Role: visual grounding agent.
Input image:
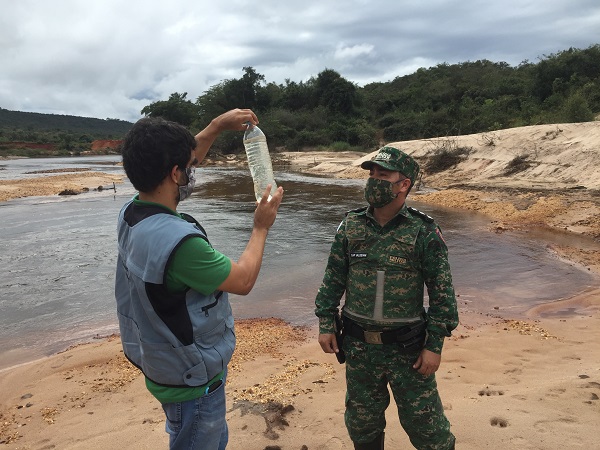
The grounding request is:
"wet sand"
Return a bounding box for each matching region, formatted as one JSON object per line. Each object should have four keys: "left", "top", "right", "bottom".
{"left": 0, "top": 170, "right": 123, "bottom": 202}
{"left": 2, "top": 130, "right": 600, "bottom": 448}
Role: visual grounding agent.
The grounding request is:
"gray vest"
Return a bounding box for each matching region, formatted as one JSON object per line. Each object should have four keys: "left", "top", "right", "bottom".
{"left": 115, "top": 200, "right": 235, "bottom": 387}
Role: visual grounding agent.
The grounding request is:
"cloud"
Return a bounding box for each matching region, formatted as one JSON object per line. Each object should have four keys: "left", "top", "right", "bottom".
{"left": 0, "top": 0, "right": 598, "bottom": 122}
{"left": 334, "top": 43, "right": 375, "bottom": 61}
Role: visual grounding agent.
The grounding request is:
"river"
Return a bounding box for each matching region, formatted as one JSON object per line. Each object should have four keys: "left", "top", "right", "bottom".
{"left": 0, "top": 155, "right": 598, "bottom": 370}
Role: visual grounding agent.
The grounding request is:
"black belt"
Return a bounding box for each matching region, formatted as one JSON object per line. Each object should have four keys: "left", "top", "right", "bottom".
{"left": 343, "top": 316, "right": 427, "bottom": 347}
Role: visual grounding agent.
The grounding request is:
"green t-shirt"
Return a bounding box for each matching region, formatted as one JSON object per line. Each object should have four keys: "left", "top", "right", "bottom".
{"left": 133, "top": 198, "right": 231, "bottom": 403}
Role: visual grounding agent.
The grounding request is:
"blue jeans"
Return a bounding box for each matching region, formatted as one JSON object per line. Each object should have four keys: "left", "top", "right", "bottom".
{"left": 162, "top": 372, "right": 228, "bottom": 450}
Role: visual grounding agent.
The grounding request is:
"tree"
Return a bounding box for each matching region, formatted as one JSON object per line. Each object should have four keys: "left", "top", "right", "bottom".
{"left": 313, "top": 69, "right": 360, "bottom": 115}
{"left": 141, "top": 92, "right": 199, "bottom": 127}
{"left": 196, "top": 81, "right": 231, "bottom": 126}
{"left": 277, "top": 79, "right": 313, "bottom": 111}
{"left": 196, "top": 67, "right": 270, "bottom": 128}
{"left": 562, "top": 93, "right": 595, "bottom": 122}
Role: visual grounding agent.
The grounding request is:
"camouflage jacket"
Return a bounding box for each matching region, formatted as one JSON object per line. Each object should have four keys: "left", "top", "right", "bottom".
{"left": 315, "top": 204, "right": 459, "bottom": 354}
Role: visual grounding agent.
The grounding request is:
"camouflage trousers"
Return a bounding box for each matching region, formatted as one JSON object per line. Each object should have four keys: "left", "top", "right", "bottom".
{"left": 344, "top": 336, "right": 455, "bottom": 450}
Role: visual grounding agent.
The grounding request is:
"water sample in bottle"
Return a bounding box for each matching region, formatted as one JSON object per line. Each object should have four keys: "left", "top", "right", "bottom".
{"left": 243, "top": 124, "right": 277, "bottom": 201}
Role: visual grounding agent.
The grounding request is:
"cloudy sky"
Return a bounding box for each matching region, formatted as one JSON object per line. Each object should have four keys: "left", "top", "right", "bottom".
{"left": 1, "top": 0, "right": 599, "bottom": 123}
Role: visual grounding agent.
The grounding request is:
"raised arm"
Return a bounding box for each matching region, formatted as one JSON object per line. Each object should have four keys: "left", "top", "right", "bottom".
{"left": 194, "top": 109, "right": 258, "bottom": 162}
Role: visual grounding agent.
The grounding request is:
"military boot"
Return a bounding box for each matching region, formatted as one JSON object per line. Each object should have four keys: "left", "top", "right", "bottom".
{"left": 353, "top": 432, "right": 384, "bottom": 450}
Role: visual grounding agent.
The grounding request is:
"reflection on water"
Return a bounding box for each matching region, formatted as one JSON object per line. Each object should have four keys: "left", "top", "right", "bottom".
{"left": 0, "top": 157, "right": 598, "bottom": 370}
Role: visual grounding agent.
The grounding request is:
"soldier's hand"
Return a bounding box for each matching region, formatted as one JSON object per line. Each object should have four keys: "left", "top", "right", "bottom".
{"left": 413, "top": 348, "right": 441, "bottom": 376}
{"left": 318, "top": 333, "right": 339, "bottom": 354}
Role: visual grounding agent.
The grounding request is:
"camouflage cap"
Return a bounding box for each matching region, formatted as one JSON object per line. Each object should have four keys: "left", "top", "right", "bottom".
{"left": 360, "top": 146, "right": 420, "bottom": 182}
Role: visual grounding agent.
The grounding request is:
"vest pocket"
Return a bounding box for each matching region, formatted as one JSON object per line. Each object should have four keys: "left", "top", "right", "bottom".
{"left": 139, "top": 340, "right": 207, "bottom": 386}
{"left": 194, "top": 317, "right": 236, "bottom": 381}
{"left": 381, "top": 269, "right": 424, "bottom": 319}
{"left": 196, "top": 317, "right": 235, "bottom": 351}
{"left": 346, "top": 268, "right": 377, "bottom": 316}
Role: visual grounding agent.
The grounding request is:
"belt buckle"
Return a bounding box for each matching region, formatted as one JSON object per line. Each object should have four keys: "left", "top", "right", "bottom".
{"left": 364, "top": 330, "right": 383, "bottom": 344}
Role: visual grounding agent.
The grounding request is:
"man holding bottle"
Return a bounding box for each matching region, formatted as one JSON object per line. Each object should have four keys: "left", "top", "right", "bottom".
{"left": 115, "top": 108, "right": 283, "bottom": 450}
{"left": 315, "top": 146, "right": 458, "bottom": 449}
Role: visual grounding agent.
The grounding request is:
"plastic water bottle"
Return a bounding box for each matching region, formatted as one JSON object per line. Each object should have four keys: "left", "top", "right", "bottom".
{"left": 243, "top": 124, "right": 277, "bottom": 201}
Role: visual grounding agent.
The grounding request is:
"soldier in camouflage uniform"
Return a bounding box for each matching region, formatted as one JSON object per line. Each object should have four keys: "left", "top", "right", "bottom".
{"left": 315, "top": 146, "right": 459, "bottom": 450}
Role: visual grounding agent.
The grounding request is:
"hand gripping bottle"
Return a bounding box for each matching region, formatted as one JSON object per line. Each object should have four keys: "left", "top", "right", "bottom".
{"left": 243, "top": 123, "right": 277, "bottom": 201}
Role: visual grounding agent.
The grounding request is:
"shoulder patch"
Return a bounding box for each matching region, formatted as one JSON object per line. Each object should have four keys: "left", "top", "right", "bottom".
{"left": 345, "top": 206, "right": 368, "bottom": 216}
{"left": 407, "top": 206, "right": 434, "bottom": 223}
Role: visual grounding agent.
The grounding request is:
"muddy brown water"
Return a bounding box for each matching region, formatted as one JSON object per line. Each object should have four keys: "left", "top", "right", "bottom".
{"left": 1, "top": 156, "right": 598, "bottom": 370}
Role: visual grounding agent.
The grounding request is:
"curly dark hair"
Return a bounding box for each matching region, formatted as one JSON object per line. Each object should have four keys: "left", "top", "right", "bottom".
{"left": 121, "top": 117, "right": 197, "bottom": 192}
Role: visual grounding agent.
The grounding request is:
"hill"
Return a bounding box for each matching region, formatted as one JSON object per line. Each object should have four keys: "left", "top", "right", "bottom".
{"left": 301, "top": 121, "right": 600, "bottom": 190}
{"left": 380, "top": 121, "right": 600, "bottom": 190}
{"left": 0, "top": 108, "right": 132, "bottom": 137}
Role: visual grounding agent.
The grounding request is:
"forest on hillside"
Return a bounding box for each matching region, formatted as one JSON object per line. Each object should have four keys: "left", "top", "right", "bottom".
{"left": 142, "top": 44, "right": 600, "bottom": 155}
{"left": 0, "top": 109, "right": 132, "bottom": 156}
{"left": 2, "top": 44, "right": 599, "bottom": 157}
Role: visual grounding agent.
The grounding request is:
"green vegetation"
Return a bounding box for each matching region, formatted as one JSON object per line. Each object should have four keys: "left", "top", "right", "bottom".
{"left": 2, "top": 44, "right": 599, "bottom": 158}
{"left": 0, "top": 109, "right": 132, "bottom": 156}
{"left": 141, "top": 45, "right": 600, "bottom": 156}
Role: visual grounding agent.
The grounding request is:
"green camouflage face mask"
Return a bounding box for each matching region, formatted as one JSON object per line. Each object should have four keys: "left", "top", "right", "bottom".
{"left": 364, "top": 177, "right": 398, "bottom": 208}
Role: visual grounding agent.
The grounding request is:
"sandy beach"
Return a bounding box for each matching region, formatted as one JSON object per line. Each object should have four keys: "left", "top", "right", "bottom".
{"left": 1, "top": 122, "right": 599, "bottom": 449}
{"left": 0, "top": 169, "right": 123, "bottom": 203}
{"left": 1, "top": 313, "right": 599, "bottom": 449}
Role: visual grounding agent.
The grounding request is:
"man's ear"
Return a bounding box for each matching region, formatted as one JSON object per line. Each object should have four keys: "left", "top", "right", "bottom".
{"left": 398, "top": 178, "right": 411, "bottom": 193}
{"left": 169, "top": 165, "right": 180, "bottom": 184}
